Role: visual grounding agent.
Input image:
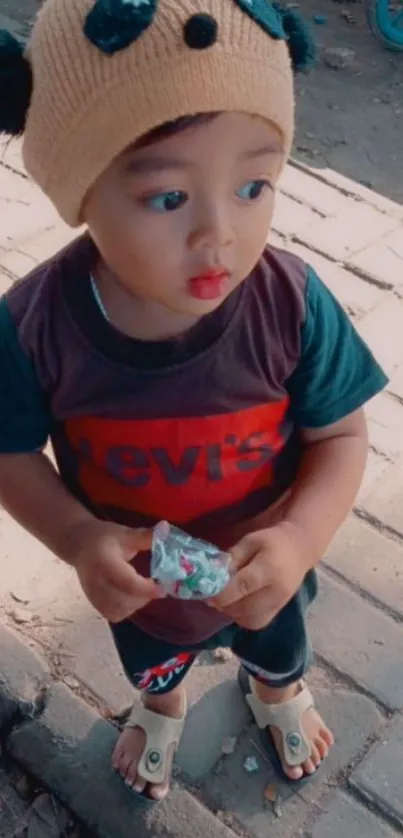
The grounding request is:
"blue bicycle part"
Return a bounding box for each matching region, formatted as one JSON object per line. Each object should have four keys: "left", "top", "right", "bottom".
{"left": 365, "top": 0, "right": 403, "bottom": 50}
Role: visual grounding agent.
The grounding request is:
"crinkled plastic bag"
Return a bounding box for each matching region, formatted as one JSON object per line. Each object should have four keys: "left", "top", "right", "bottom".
{"left": 151, "top": 521, "right": 231, "bottom": 600}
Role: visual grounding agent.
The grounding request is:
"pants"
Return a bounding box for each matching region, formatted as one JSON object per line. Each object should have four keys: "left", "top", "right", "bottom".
{"left": 111, "top": 570, "right": 318, "bottom": 696}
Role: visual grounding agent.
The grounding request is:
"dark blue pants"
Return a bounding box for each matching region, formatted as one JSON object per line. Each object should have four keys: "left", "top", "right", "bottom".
{"left": 111, "top": 570, "right": 317, "bottom": 695}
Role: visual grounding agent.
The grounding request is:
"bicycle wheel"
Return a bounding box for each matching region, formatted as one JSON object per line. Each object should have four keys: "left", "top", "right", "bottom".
{"left": 365, "top": 0, "right": 403, "bottom": 50}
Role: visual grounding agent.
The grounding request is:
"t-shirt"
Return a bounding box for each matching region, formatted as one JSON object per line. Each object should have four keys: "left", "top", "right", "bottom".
{"left": 0, "top": 235, "right": 387, "bottom": 643}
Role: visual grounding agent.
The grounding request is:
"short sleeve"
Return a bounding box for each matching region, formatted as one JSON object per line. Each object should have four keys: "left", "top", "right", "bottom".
{"left": 0, "top": 296, "right": 52, "bottom": 452}
{"left": 287, "top": 267, "right": 388, "bottom": 428}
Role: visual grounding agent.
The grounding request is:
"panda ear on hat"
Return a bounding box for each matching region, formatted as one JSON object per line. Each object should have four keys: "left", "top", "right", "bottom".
{"left": 234, "top": 0, "right": 317, "bottom": 73}
{"left": 0, "top": 30, "right": 33, "bottom": 136}
{"left": 276, "top": 5, "right": 317, "bottom": 72}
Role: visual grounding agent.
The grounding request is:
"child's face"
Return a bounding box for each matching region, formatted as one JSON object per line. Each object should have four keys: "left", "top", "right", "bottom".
{"left": 84, "top": 112, "right": 284, "bottom": 317}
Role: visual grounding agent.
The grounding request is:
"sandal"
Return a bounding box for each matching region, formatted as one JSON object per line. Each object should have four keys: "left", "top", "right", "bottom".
{"left": 121, "top": 699, "right": 187, "bottom": 805}
{"left": 238, "top": 667, "right": 321, "bottom": 787}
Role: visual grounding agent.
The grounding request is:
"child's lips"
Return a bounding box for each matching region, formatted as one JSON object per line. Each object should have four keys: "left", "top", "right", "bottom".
{"left": 188, "top": 269, "right": 230, "bottom": 301}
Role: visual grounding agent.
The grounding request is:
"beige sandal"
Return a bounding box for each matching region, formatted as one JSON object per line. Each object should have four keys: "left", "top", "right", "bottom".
{"left": 123, "top": 699, "right": 187, "bottom": 803}
{"left": 238, "top": 667, "right": 319, "bottom": 786}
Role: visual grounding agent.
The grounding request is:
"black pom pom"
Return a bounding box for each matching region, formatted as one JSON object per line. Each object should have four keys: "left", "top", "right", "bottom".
{"left": 275, "top": 7, "right": 317, "bottom": 72}
{"left": 0, "top": 30, "right": 32, "bottom": 136}
{"left": 184, "top": 14, "right": 218, "bottom": 50}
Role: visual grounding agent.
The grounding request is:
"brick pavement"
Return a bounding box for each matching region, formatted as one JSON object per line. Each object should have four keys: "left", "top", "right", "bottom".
{"left": 0, "top": 140, "right": 403, "bottom": 837}
{"left": 0, "top": 765, "right": 29, "bottom": 838}
{"left": 0, "top": 760, "right": 89, "bottom": 838}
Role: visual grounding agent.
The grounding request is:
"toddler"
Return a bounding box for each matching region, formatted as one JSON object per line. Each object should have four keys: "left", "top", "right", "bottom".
{"left": 0, "top": 0, "right": 387, "bottom": 804}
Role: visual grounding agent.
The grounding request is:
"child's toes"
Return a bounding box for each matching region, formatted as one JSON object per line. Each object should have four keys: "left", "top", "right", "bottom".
{"left": 132, "top": 776, "right": 147, "bottom": 795}
{"left": 117, "top": 752, "right": 133, "bottom": 779}
{"left": 310, "top": 743, "right": 321, "bottom": 768}
{"left": 149, "top": 781, "right": 170, "bottom": 801}
{"left": 284, "top": 763, "right": 304, "bottom": 781}
{"left": 321, "top": 727, "right": 335, "bottom": 747}
{"left": 124, "top": 760, "right": 139, "bottom": 788}
{"left": 302, "top": 757, "right": 317, "bottom": 775}
{"left": 316, "top": 736, "right": 329, "bottom": 761}
{"left": 112, "top": 742, "right": 123, "bottom": 769}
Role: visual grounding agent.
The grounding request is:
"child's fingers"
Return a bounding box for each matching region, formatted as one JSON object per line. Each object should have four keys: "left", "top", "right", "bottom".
{"left": 211, "top": 552, "right": 267, "bottom": 609}
{"left": 228, "top": 536, "right": 259, "bottom": 572}
{"left": 215, "top": 586, "right": 278, "bottom": 630}
{"left": 109, "top": 557, "right": 164, "bottom": 600}
{"left": 121, "top": 526, "right": 154, "bottom": 555}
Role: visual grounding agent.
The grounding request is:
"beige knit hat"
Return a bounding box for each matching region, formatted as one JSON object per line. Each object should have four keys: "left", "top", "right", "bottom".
{"left": 0, "top": 0, "right": 315, "bottom": 227}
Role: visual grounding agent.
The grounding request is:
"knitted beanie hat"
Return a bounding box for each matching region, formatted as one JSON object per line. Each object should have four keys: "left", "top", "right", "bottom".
{"left": 0, "top": 0, "right": 315, "bottom": 227}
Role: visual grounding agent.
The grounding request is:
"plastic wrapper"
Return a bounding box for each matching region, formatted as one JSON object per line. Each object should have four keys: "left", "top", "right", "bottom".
{"left": 151, "top": 521, "right": 231, "bottom": 600}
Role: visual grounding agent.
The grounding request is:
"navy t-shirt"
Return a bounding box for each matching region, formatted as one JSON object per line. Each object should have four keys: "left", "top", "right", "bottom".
{"left": 0, "top": 236, "right": 387, "bottom": 641}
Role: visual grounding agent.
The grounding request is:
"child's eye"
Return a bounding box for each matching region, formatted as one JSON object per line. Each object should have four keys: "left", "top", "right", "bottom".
{"left": 236, "top": 180, "right": 269, "bottom": 201}
{"left": 144, "top": 190, "right": 188, "bottom": 213}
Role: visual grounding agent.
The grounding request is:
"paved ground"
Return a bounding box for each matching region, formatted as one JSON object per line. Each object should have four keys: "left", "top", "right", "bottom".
{"left": 0, "top": 763, "right": 30, "bottom": 838}
{"left": 0, "top": 3, "right": 403, "bottom": 833}
{"left": 293, "top": 0, "right": 403, "bottom": 202}
{"left": 0, "top": 134, "right": 403, "bottom": 837}
{"left": 1, "top": 0, "right": 402, "bottom": 203}
{"left": 0, "top": 758, "right": 92, "bottom": 838}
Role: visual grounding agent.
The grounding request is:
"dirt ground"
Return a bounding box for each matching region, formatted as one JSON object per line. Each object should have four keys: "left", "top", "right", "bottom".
{"left": 294, "top": 0, "right": 403, "bottom": 202}
{"left": 1, "top": 0, "right": 403, "bottom": 201}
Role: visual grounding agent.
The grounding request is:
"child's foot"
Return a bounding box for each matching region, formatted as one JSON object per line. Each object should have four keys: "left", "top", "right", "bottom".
{"left": 252, "top": 678, "right": 334, "bottom": 781}
{"left": 112, "top": 685, "right": 186, "bottom": 801}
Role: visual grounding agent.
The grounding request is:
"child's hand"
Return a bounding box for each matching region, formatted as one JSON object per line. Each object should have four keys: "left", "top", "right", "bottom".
{"left": 67, "top": 520, "right": 164, "bottom": 622}
{"left": 210, "top": 522, "right": 312, "bottom": 630}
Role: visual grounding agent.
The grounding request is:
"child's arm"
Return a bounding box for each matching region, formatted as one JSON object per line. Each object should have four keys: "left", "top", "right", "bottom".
{"left": 211, "top": 407, "right": 367, "bottom": 629}
{"left": 0, "top": 451, "right": 163, "bottom": 621}
{"left": 0, "top": 451, "right": 96, "bottom": 558}
{"left": 212, "top": 266, "right": 387, "bottom": 630}
{"left": 278, "top": 407, "right": 368, "bottom": 560}
{"left": 0, "top": 294, "right": 163, "bottom": 622}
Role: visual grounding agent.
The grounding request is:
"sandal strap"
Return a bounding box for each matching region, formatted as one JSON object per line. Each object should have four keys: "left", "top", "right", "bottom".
{"left": 125, "top": 702, "right": 187, "bottom": 785}
{"left": 246, "top": 678, "right": 314, "bottom": 767}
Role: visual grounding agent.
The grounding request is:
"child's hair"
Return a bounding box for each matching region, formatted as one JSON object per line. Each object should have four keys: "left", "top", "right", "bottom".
{"left": 0, "top": 0, "right": 315, "bottom": 227}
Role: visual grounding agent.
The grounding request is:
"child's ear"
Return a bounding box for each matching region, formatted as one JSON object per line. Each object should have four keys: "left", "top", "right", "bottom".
{"left": 0, "top": 30, "right": 32, "bottom": 136}
{"left": 275, "top": 6, "right": 317, "bottom": 72}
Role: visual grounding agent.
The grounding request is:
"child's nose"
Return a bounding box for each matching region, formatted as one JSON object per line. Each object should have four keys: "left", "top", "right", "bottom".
{"left": 188, "top": 207, "right": 235, "bottom": 252}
